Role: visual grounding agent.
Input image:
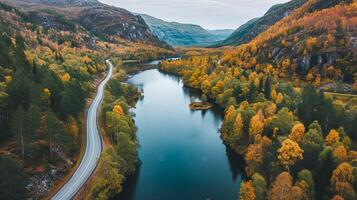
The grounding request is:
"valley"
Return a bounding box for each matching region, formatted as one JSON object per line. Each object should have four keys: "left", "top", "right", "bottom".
{"left": 0, "top": 0, "right": 356, "bottom": 200}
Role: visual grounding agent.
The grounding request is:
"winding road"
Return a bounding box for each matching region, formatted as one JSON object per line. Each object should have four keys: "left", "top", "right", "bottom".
{"left": 52, "top": 60, "right": 113, "bottom": 200}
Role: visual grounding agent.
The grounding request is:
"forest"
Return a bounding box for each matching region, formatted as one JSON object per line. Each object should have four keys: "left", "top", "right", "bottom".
{"left": 160, "top": 0, "right": 357, "bottom": 199}
{"left": 0, "top": 0, "right": 356, "bottom": 199}
{"left": 0, "top": 1, "right": 172, "bottom": 199}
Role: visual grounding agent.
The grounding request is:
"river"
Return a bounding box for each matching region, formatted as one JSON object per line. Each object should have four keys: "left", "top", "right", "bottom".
{"left": 116, "top": 68, "right": 244, "bottom": 200}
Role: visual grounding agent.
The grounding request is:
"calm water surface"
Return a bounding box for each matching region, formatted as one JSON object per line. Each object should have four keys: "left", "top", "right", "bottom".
{"left": 117, "top": 69, "right": 244, "bottom": 200}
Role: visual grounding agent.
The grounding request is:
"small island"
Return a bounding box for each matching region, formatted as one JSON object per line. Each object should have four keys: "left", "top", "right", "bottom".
{"left": 189, "top": 102, "right": 213, "bottom": 110}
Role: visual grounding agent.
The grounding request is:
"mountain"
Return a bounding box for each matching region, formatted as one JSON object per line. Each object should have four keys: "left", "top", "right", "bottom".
{"left": 140, "top": 14, "right": 234, "bottom": 47}
{"left": 219, "top": 0, "right": 356, "bottom": 79}
{"left": 207, "top": 29, "right": 236, "bottom": 41}
{"left": 1, "top": 0, "right": 168, "bottom": 47}
{"left": 218, "top": 0, "right": 308, "bottom": 46}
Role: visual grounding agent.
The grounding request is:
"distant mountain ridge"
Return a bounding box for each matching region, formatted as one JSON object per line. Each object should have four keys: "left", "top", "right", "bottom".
{"left": 28, "top": 0, "right": 100, "bottom": 6}
{"left": 218, "top": 0, "right": 308, "bottom": 46}
{"left": 140, "top": 14, "right": 234, "bottom": 47}
{"left": 1, "top": 0, "right": 168, "bottom": 47}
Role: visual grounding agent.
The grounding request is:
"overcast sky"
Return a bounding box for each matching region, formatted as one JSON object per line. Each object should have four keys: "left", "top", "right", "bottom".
{"left": 99, "top": 0, "right": 289, "bottom": 30}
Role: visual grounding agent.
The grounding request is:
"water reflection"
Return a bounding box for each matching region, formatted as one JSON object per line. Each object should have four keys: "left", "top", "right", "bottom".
{"left": 115, "top": 69, "right": 244, "bottom": 200}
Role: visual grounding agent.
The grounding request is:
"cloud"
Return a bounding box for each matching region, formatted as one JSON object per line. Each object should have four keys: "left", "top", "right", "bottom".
{"left": 99, "top": 0, "right": 289, "bottom": 29}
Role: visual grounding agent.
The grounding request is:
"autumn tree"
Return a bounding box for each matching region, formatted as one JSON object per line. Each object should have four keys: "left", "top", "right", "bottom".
{"left": 278, "top": 139, "right": 304, "bottom": 171}
{"left": 245, "top": 143, "right": 263, "bottom": 176}
{"left": 289, "top": 123, "right": 305, "bottom": 144}
{"left": 61, "top": 73, "right": 71, "bottom": 83}
{"left": 268, "top": 172, "right": 293, "bottom": 200}
{"left": 113, "top": 104, "right": 124, "bottom": 116}
{"left": 249, "top": 112, "right": 264, "bottom": 139}
{"left": 222, "top": 105, "right": 236, "bottom": 133}
{"left": 326, "top": 129, "right": 340, "bottom": 146}
{"left": 331, "top": 162, "right": 356, "bottom": 200}
{"left": 240, "top": 180, "right": 256, "bottom": 200}
{"left": 305, "top": 37, "right": 317, "bottom": 52}
{"left": 233, "top": 113, "right": 243, "bottom": 138}
{"left": 333, "top": 145, "right": 348, "bottom": 162}
{"left": 225, "top": 110, "right": 244, "bottom": 152}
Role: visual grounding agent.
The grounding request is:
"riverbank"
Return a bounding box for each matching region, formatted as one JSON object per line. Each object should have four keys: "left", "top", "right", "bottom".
{"left": 115, "top": 69, "right": 242, "bottom": 200}
{"left": 119, "top": 57, "right": 181, "bottom": 75}
{"left": 75, "top": 61, "right": 141, "bottom": 199}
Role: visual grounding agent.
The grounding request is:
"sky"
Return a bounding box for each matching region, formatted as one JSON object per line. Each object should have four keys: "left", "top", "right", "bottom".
{"left": 99, "top": 0, "right": 289, "bottom": 30}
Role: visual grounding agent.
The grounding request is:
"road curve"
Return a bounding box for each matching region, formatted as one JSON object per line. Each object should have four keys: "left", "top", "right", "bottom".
{"left": 52, "top": 60, "right": 113, "bottom": 200}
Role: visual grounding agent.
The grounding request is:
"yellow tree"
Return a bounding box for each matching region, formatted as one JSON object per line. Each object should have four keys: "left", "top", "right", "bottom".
{"left": 224, "top": 106, "right": 235, "bottom": 122}
{"left": 289, "top": 123, "right": 305, "bottom": 144}
{"left": 331, "top": 162, "right": 355, "bottom": 199}
{"left": 326, "top": 129, "right": 340, "bottom": 146}
{"left": 233, "top": 113, "right": 243, "bottom": 137}
{"left": 249, "top": 112, "right": 264, "bottom": 139}
{"left": 245, "top": 143, "right": 263, "bottom": 176}
{"left": 276, "top": 93, "right": 284, "bottom": 104}
{"left": 61, "top": 73, "right": 71, "bottom": 82}
{"left": 305, "top": 37, "right": 317, "bottom": 52}
{"left": 268, "top": 172, "right": 293, "bottom": 200}
{"left": 264, "top": 102, "right": 277, "bottom": 117}
{"left": 333, "top": 145, "right": 348, "bottom": 162}
{"left": 240, "top": 180, "right": 256, "bottom": 200}
{"left": 113, "top": 105, "right": 124, "bottom": 116}
{"left": 278, "top": 139, "right": 303, "bottom": 171}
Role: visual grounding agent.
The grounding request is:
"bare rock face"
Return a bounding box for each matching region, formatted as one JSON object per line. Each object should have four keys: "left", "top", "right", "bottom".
{"left": 76, "top": 5, "right": 162, "bottom": 43}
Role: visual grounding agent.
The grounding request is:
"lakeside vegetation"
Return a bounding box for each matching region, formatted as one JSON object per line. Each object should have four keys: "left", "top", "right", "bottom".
{"left": 0, "top": 0, "right": 356, "bottom": 199}
{"left": 160, "top": 1, "right": 357, "bottom": 199}
{"left": 88, "top": 67, "right": 139, "bottom": 199}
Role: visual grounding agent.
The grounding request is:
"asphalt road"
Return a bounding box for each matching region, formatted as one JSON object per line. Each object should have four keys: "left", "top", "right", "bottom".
{"left": 52, "top": 60, "right": 113, "bottom": 200}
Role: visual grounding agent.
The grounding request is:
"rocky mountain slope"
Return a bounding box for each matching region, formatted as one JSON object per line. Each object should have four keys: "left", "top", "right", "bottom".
{"left": 222, "top": 0, "right": 356, "bottom": 82}
{"left": 1, "top": 0, "right": 168, "bottom": 47}
{"left": 141, "top": 14, "right": 233, "bottom": 46}
{"left": 218, "top": 0, "right": 307, "bottom": 46}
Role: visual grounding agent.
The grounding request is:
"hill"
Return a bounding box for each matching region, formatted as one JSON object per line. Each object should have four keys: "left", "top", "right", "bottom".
{"left": 218, "top": 0, "right": 307, "bottom": 46}
{"left": 141, "top": 14, "right": 233, "bottom": 47}
{"left": 1, "top": 0, "right": 169, "bottom": 47}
